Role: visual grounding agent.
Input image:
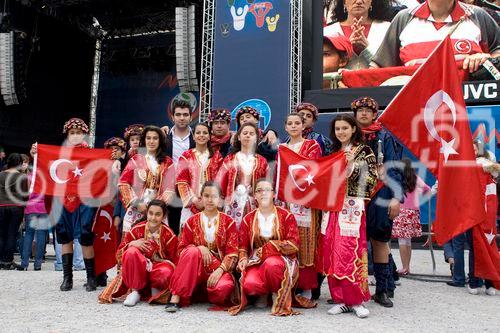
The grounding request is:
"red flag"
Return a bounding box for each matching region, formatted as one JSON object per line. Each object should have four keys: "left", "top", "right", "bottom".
{"left": 378, "top": 36, "right": 499, "bottom": 285}
{"left": 93, "top": 204, "right": 118, "bottom": 275}
{"left": 276, "top": 146, "right": 347, "bottom": 211}
{"left": 341, "top": 65, "right": 468, "bottom": 88}
{"left": 378, "top": 36, "right": 485, "bottom": 243}
{"left": 32, "top": 144, "right": 113, "bottom": 199}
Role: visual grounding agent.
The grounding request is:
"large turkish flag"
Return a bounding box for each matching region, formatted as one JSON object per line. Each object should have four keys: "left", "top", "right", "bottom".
{"left": 32, "top": 144, "right": 113, "bottom": 199}
{"left": 379, "top": 36, "right": 499, "bottom": 287}
{"left": 276, "top": 146, "right": 347, "bottom": 211}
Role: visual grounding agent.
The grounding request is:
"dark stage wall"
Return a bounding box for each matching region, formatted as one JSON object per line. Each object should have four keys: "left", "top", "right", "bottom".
{"left": 0, "top": 4, "right": 95, "bottom": 155}
{"left": 94, "top": 33, "right": 180, "bottom": 147}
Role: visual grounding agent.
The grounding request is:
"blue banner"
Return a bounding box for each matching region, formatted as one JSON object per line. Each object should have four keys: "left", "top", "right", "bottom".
{"left": 212, "top": 0, "right": 291, "bottom": 133}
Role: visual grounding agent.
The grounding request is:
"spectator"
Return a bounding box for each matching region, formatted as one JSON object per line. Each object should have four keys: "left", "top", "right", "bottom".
{"left": 0, "top": 146, "right": 6, "bottom": 170}
{"left": 391, "top": 158, "right": 431, "bottom": 275}
{"left": 460, "top": 0, "right": 500, "bottom": 25}
{"left": 0, "top": 153, "right": 29, "bottom": 270}
{"left": 324, "top": 0, "right": 393, "bottom": 69}
{"left": 371, "top": 0, "right": 500, "bottom": 72}
{"left": 323, "top": 35, "right": 353, "bottom": 88}
{"left": 19, "top": 188, "right": 49, "bottom": 271}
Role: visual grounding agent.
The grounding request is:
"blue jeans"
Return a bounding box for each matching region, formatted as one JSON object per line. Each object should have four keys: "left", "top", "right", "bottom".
{"left": 451, "top": 233, "right": 469, "bottom": 285}
{"left": 21, "top": 214, "right": 49, "bottom": 269}
{"left": 452, "top": 230, "right": 493, "bottom": 288}
{"left": 443, "top": 240, "right": 454, "bottom": 263}
{"left": 54, "top": 237, "right": 84, "bottom": 270}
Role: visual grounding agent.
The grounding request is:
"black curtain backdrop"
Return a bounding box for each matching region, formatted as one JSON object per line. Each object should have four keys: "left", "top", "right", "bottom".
{"left": 0, "top": 3, "right": 94, "bottom": 155}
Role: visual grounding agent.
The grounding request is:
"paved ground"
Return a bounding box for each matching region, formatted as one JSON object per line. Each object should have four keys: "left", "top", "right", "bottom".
{"left": 1, "top": 249, "right": 498, "bottom": 333}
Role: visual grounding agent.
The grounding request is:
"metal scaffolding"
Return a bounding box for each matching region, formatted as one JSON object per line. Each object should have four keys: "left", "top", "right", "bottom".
{"left": 199, "top": 0, "right": 216, "bottom": 122}
{"left": 289, "top": 0, "right": 303, "bottom": 112}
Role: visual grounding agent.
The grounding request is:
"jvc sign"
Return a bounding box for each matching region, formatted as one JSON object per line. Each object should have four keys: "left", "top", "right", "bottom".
{"left": 463, "top": 80, "right": 498, "bottom": 102}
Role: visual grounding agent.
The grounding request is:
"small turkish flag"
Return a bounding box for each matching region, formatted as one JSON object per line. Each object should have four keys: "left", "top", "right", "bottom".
{"left": 93, "top": 204, "right": 118, "bottom": 275}
{"left": 32, "top": 144, "right": 113, "bottom": 199}
{"left": 276, "top": 146, "right": 347, "bottom": 211}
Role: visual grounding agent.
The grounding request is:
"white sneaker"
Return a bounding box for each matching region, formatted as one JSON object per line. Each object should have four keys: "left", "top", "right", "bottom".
{"left": 485, "top": 287, "right": 497, "bottom": 296}
{"left": 300, "top": 289, "right": 312, "bottom": 299}
{"left": 352, "top": 304, "right": 370, "bottom": 318}
{"left": 327, "top": 303, "right": 351, "bottom": 315}
{"left": 368, "top": 276, "right": 376, "bottom": 286}
{"left": 255, "top": 295, "right": 268, "bottom": 308}
{"left": 467, "top": 286, "right": 479, "bottom": 295}
{"left": 123, "top": 290, "right": 141, "bottom": 307}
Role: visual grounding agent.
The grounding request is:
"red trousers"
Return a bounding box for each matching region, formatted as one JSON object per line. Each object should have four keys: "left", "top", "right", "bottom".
{"left": 170, "top": 247, "right": 235, "bottom": 306}
{"left": 242, "top": 256, "right": 285, "bottom": 296}
{"left": 121, "top": 247, "right": 174, "bottom": 291}
{"left": 298, "top": 266, "right": 318, "bottom": 290}
{"left": 328, "top": 277, "right": 364, "bottom": 306}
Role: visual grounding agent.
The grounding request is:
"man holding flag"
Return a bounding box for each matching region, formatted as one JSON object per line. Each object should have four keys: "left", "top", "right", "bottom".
{"left": 31, "top": 118, "right": 114, "bottom": 292}
{"left": 378, "top": 35, "right": 500, "bottom": 291}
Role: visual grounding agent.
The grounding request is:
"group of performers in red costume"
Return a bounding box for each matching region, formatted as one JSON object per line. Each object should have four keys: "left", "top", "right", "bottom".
{"left": 93, "top": 97, "right": 404, "bottom": 319}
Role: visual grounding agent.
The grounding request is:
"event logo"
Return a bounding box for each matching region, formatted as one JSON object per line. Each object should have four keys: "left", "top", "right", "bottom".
{"left": 454, "top": 39, "right": 472, "bottom": 54}
{"left": 230, "top": 4, "right": 249, "bottom": 31}
{"left": 227, "top": 0, "right": 278, "bottom": 32}
{"left": 231, "top": 98, "right": 272, "bottom": 130}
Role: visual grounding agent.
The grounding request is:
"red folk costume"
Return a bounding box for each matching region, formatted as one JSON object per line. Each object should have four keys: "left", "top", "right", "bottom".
{"left": 118, "top": 153, "right": 175, "bottom": 232}
{"left": 98, "top": 221, "right": 178, "bottom": 304}
{"left": 218, "top": 153, "right": 268, "bottom": 229}
{"left": 279, "top": 139, "right": 322, "bottom": 290}
{"left": 229, "top": 207, "right": 316, "bottom": 316}
{"left": 170, "top": 212, "right": 239, "bottom": 307}
{"left": 176, "top": 149, "right": 223, "bottom": 227}
{"left": 316, "top": 144, "right": 378, "bottom": 306}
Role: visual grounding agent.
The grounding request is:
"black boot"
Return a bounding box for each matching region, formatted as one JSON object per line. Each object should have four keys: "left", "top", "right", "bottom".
{"left": 60, "top": 253, "right": 73, "bottom": 291}
{"left": 96, "top": 272, "right": 108, "bottom": 287}
{"left": 372, "top": 291, "right": 393, "bottom": 307}
{"left": 311, "top": 273, "right": 325, "bottom": 300}
{"left": 84, "top": 258, "right": 97, "bottom": 292}
{"left": 373, "top": 263, "right": 393, "bottom": 307}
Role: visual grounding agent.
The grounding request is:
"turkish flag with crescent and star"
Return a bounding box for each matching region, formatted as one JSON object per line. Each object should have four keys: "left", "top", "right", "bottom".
{"left": 379, "top": 36, "right": 500, "bottom": 287}
{"left": 32, "top": 144, "right": 113, "bottom": 199}
{"left": 276, "top": 146, "right": 347, "bottom": 211}
{"left": 93, "top": 203, "right": 118, "bottom": 275}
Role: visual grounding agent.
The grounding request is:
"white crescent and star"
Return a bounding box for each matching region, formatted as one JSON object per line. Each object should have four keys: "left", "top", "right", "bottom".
{"left": 288, "top": 164, "right": 315, "bottom": 192}
{"left": 485, "top": 231, "right": 495, "bottom": 245}
{"left": 423, "top": 90, "right": 459, "bottom": 163}
{"left": 49, "top": 159, "right": 84, "bottom": 184}
{"left": 101, "top": 232, "right": 111, "bottom": 242}
{"left": 99, "top": 209, "right": 113, "bottom": 229}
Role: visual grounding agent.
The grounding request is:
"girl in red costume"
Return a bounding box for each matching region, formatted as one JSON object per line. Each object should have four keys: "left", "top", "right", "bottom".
{"left": 229, "top": 179, "right": 315, "bottom": 316}
{"left": 317, "top": 114, "right": 378, "bottom": 318}
{"left": 166, "top": 181, "right": 239, "bottom": 312}
{"left": 279, "top": 112, "right": 322, "bottom": 300}
{"left": 176, "top": 123, "right": 223, "bottom": 228}
{"left": 218, "top": 123, "right": 268, "bottom": 229}
{"left": 98, "top": 200, "right": 178, "bottom": 306}
{"left": 118, "top": 126, "right": 175, "bottom": 235}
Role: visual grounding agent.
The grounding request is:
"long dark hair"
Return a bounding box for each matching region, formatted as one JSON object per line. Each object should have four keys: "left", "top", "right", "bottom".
{"left": 402, "top": 158, "right": 417, "bottom": 194}
{"left": 331, "top": 0, "right": 392, "bottom": 23}
{"left": 140, "top": 125, "right": 169, "bottom": 163}
{"left": 230, "top": 123, "right": 260, "bottom": 155}
{"left": 330, "top": 114, "right": 364, "bottom": 152}
{"left": 6, "top": 153, "right": 23, "bottom": 169}
{"left": 194, "top": 122, "right": 214, "bottom": 158}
